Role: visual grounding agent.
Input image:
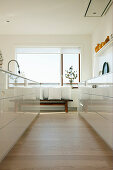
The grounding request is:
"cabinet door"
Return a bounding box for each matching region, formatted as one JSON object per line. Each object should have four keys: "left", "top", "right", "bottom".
{"left": 88, "top": 94, "right": 113, "bottom": 148}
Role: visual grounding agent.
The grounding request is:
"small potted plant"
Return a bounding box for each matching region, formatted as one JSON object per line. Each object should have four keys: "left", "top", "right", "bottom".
{"left": 65, "top": 66, "right": 77, "bottom": 87}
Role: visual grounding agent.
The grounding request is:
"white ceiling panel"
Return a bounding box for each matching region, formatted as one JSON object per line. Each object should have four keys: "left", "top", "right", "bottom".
{"left": 85, "top": 0, "right": 112, "bottom": 17}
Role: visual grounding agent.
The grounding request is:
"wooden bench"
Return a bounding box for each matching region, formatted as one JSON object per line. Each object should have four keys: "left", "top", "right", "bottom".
{"left": 13, "top": 99, "right": 73, "bottom": 113}
{"left": 40, "top": 99, "right": 73, "bottom": 112}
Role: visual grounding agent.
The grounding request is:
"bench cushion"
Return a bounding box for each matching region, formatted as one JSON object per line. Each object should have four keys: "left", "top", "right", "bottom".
{"left": 61, "top": 87, "right": 71, "bottom": 100}
{"left": 43, "top": 87, "right": 49, "bottom": 99}
{"left": 48, "top": 87, "right": 61, "bottom": 100}
{"left": 40, "top": 87, "right": 44, "bottom": 100}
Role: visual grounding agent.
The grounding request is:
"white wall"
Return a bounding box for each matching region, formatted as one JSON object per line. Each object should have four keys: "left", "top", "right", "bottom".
{"left": 92, "top": 5, "right": 113, "bottom": 77}
{"left": 0, "top": 35, "right": 92, "bottom": 82}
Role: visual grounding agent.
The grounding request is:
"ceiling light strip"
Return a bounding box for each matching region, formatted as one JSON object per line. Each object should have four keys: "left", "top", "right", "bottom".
{"left": 101, "top": 0, "right": 112, "bottom": 16}
{"left": 84, "top": 0, "right": 92, "bottom": 17}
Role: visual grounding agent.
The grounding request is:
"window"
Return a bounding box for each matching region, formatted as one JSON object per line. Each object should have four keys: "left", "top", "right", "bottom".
{"left": 16, "top": 48, "right": 80, "bottom": 86}
{"left": 17, "top": 54, "right": 60, "bottom": 84}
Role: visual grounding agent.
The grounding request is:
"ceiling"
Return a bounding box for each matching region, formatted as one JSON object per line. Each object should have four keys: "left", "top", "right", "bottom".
{"left": 0, "top": 0, "right": 110, "bottom": 35}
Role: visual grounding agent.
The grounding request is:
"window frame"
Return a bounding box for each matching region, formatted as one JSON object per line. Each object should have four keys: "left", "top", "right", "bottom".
{"left": 16, "top": 50, "right": 81, "bottom": 87}
{"left": 61, "top": 53, "right": 80, "bottom": 87}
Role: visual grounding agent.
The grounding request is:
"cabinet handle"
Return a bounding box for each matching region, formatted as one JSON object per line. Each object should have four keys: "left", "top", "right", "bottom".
{"left": 92, "top": 84, "right": 97, "bottom": 88}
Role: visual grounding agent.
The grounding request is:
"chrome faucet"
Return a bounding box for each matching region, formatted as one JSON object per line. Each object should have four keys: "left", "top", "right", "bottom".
{"left": 8, "top": 60, "right": 20, "bottom": 74}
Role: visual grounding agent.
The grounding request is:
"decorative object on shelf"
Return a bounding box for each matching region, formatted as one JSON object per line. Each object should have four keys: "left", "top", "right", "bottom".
{"left": 95, "top": 36, "right": 110, "bottom": 53}
{"left": 101, "top": 42, "right": 105, "bottom": 47}
{"left": 99, "top": 43, "right": 102, "bottom": 50}
{"left": 95, "top": 38, "right": 113, "bottom": 57}
{"left": 65, "top": 66, "right": 77, "bottom": 87}
{"left": 95, "top": 44, "right": 100, "bottom": 53}
{"left": 105, "top": 36, "right": 110, "bottom": 44}
{"left": 0, "top": 50, "right": 3, "bottom": 68}
{"left": 102, "top": 62, "right": 109, "bottom": 75}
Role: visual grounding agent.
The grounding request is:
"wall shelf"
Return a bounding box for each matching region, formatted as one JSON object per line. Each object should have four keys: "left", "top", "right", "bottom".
{"left": 95, "top": 38, "right": 113, "bottom": 57}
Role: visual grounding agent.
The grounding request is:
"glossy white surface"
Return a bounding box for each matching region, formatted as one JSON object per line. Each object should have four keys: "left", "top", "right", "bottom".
{"left": 78, "top": 73, "right": 113, "bottom": 148}
{"left": 0, "top": 69, "right": 40, "bottom": 162}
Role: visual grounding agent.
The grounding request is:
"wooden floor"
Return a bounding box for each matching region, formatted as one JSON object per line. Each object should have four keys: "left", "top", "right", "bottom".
{"left": 0, "top": 112, "right": 112, "bottom": 170}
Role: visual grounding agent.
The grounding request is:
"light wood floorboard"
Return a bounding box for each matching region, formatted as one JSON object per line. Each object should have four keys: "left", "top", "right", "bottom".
{"left": 0, "top": 112, "right": 112, "bottom": 170}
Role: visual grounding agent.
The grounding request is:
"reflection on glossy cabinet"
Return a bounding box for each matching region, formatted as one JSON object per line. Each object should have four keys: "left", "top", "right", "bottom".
{"left": 78, "top": 73, "right": 113, "bottom": 149}
{"left": 0, "top": 69, "right": 40, "bottom": 162}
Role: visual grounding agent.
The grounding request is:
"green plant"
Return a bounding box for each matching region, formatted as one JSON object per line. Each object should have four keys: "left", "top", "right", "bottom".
{"left": 65, "top": 66, "right": 77, "bottom": 85}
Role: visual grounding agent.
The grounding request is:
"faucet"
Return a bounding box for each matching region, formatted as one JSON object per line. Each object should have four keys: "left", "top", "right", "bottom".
{"left": 8, "top": 60, "right": 20, "bottom": 74}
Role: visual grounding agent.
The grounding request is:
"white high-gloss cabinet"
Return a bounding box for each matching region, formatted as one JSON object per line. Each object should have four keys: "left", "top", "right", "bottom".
{"left": 78, "top": 73, "right": 113, "bottom": 149}
{"left": 0, "top": 69, "right": 40, "bottom": 162}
